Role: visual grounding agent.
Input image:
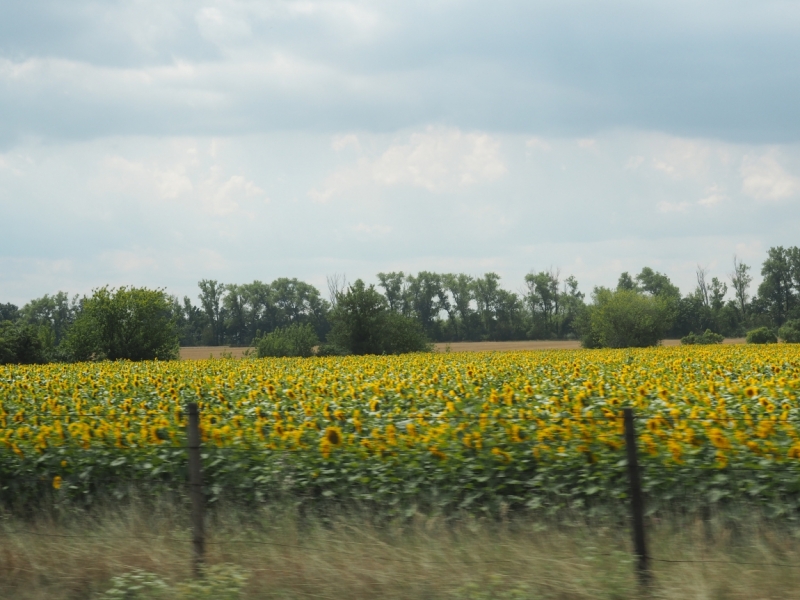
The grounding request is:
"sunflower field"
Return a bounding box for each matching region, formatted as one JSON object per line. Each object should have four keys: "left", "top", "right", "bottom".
{"left": 1, "top": 345, "right": 800, "bottom": 514}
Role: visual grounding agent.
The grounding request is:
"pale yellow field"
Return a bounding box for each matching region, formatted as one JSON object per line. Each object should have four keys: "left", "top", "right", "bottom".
{"left": 178, "top": 338, "right": 747, "bottom": 359}
{"left": 434, "top": 338, "right": 745, "bottom": 352}
{"left": 179, "top": 346, "right": 254, "bottom": 360}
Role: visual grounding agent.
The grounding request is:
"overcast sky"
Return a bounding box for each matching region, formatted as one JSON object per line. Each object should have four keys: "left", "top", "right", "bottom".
{"left": 2, "top": 0, "right": 799, "bottom": 305}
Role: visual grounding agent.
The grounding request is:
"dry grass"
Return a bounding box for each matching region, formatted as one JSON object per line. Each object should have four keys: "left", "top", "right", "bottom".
{"left": 433, "top": 338, "right": 746, "bottom": 352}
{"left": 1, "top": 501, "right": 799, "bottom": 599}
{"left": 179, "top": 339, "right": 747, "bottom": 360}
{"left": 179, "top": 346, "right": 254, "bottom": 360}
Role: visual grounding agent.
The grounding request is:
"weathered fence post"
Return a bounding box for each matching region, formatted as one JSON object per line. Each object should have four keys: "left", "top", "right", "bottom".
{"left": 187, "top": 402, "right": 205, "bottom": 577}
{"left": 623, "top": 407, "right": 650, "bottom": 588}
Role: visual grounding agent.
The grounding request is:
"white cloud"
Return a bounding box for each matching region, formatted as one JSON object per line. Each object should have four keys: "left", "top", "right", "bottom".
{"left": 624, "top": 155, "right": 644, "bottom": 169}
{"left": 332, "top": 134, "right": 361, "bottom": 151}
{"left": 310, "top": 127, "right": 507, "bottom": 202}
{"left": 653, "top": 159, "right": 676, "bottom": 175}
{"left": 103, "top": 250, "right": 160, "bottom": 273}
{"left": 199, "top": 170, "right": 265, "bottom": 216}
{"left": 651, "top": 139, "right": 712, "bottom": 179}
{"left": 741, "top": 152, "right": 800, "bottom": 201}
{"left": 352, "top": 222, "right": 392, "bottom": 236}
{"left": 196, "top": 7, "right": 253, "bottom": 48}
{"left": 657, "top": 201, "right": 691, "bottom": 213}
{"left": 99, "top": 155, "right": 195, "bottom": 200}
{"left": 97, "top": 147, "right": 264, "bottom": 215}
{"left": 526, "top": 137, "right": 551, "bottom": 151}
{"left": 698, "top": 184, "right": 727, "bottom": 207}
{"left": 577, "top": 138, "right": 596, "bottom": 149}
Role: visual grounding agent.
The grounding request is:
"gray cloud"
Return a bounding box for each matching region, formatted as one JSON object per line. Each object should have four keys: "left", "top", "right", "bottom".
{"left": 2, "top": 1, "right": 800, "bottom": 305}
{"left": 1, "top": 1, "right": 799, "bottom": 145}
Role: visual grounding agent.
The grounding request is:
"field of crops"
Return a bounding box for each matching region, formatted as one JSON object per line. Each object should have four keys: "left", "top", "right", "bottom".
{"left": 1, "top": 345, "right": 800, "bottom": 514}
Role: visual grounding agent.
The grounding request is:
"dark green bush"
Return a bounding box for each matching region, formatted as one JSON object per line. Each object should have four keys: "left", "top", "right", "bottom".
{"left": 255, "top": 323, "right": 318, "bottom": 358}
{"left": 746, "top": 327, "right": 778, "bottom": 344}
{"left": 681, "top": 329, "right": 724, "bottom": 345}
{"left": 0, "top": 321, "right": 46, "bottom": 365}
{"left": 778, "top": 320, "right": 800, "bottom": 343}
{"left": 64, "top": 287, "right": 179, "bottom": 361}
{"left": 579, "top": 288, "right": 673, "bottom": 348}
{"left": 326, "top": 280, "right": 432, "bottom": 355}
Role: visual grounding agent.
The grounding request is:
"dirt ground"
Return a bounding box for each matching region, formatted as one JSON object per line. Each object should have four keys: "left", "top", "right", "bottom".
{"left": 433, "top": 338, "right": 745, "bottom": 352}
{"left": 179, "top": 346, "right": 254, "bottom": 360}
{"left": 179, "top": 338, "right": 746, "bottom": 360}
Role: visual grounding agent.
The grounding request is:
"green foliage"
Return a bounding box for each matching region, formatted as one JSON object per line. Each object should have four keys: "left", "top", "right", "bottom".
{"left": 174, "top": 564, "right": 248, "bottom": 599}
{"left": 579, "top": 288, "right": 672, "bottom": 348}
{"left": 191, "top": 278, "right": 331, "bottom": 347}
{"left": 327, "top": 279, "right": 432, "bottom": 355}
{"left": 0, "top": 321, "right": 46, "bottom": 365}
{"left": 746, "top": 327, "right": 778, "bottom": 344}
{"left": 64, "top": 287, "right": 179, "bottom": 362}
{"left": 380, "top": 311, "right": 433, "bottom": 354}
{"left": 635, "top": 266, "right": 681, "bottom": 300}
{"left": 455, "top": 576, "right": 533, "bottom": 600}
{"left": 255, "top": 322, "right": 319, "bottom": 358}
{"left": 0, "top": 303, "right": 19, "bottom": 322}
{"left": 99, "top": 565, "right": 247, "bottom": 600}
{"left": 17, "top": 292, "right": 79, "bottom": 361}
{"left": 99, "top": 569, "right": 170, "bottom": 599}
{"left": 779, "top": 319, "right": 800, "bottom": 343}
{"left": 681, "top": 329, "right": 724, "bottom": 345}
{"left": 757, "top": 246, "right": 800, "bottom": 326}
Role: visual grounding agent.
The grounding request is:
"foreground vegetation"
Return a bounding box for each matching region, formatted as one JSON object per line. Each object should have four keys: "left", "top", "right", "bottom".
{"left": 1, "top": 500, "right": 799, "bottom": 599}
{"left": 1, "top": 345, "right": 800, "bottom": 515}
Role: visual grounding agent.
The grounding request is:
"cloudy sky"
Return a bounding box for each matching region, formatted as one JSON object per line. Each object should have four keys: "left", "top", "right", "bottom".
{"left": 2, "top": 0, "right": 799, "bottom": 305}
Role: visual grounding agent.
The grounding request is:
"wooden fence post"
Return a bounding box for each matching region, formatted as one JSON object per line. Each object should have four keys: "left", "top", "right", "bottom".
{"left": 187, "top": 402, "right": 205, "bottom": 577}
{"left": 623, "top": 407, "right": 650, "bottom": 588}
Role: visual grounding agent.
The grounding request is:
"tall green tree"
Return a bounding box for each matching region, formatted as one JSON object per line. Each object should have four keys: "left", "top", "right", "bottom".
{"left": 442, "top": 273, "right": 476, "bottom": 340}
{"left": 0, "top": 303, "right": 19, "bottom": 322}
{"left": 636, "top": 267, "right": 681, "bottom": 300}
{"left": 239, "top": 280, "right": 275, "bottom": 339}
{"left": 223, "top": 284, "right": 248, "bottom": 346}
{"left": 406, "top": 271, "right": 449, "bottom": 337}
{"left": 269, "top": 278, "right": 330, "bottom": 338}
{"left": 197, "top": 280, "right": 226, "bottom": 345}
{"left": 18, "top": 291, "right": 79, "bottom": 358}
{"left": 64, "top": 287, "right": 179, "bottom": 361}
{"left": 525, "top": 270, "right": 561, "bottom": 338}
{"left": 172, "top": 296, "right": 207, "bottom": 346}
{"left": 560, "top": 275, "right": 586, "bottom": 338}
{"left": 617, "top": 272, "right": 638, "bottom": 291}
{"left": 377, "top": 271, "right": 408, "bottom": 314}
{"left": 729, "top": 256, "right": 753, "bottom": 317}
{"left": 758, "top": 246, "right": 798, "bottom": 326}
{"left": 326, "top": 280, "right": 430, "bottom": 355}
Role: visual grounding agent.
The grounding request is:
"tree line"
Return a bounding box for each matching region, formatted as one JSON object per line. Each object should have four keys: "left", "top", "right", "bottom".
{"left": 2, "top": 245, "right": 800, "bottom": 363}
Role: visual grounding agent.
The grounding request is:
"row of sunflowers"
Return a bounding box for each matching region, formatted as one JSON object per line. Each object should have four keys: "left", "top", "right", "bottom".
{"left": 1, "top": 345, "right": 799, "bottom": 513}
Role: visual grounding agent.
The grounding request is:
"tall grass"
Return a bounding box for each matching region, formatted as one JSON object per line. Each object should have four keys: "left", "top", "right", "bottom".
{"left": 1, "top": 499, "right": 799, "bottom": 599}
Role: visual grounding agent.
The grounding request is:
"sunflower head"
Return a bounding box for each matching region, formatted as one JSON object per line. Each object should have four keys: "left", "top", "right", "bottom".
{"left": 745, "top": 386, "right": 758, "bottom": 398}
{"left": 325, "top": 426, "right": 342, "bottom": 446}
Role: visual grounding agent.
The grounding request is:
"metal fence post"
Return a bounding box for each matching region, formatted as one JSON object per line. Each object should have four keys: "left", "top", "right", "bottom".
{"left": 623, "top": 407, "right": 650, "bottom": 588}
{"left": 187, "top": 402, "right": 205, "bottom": 577}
